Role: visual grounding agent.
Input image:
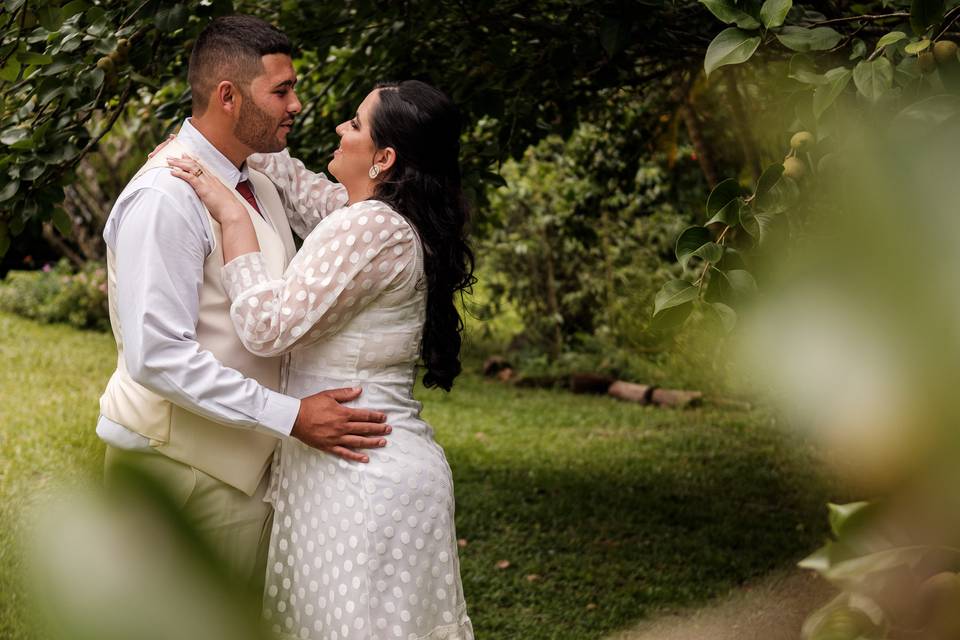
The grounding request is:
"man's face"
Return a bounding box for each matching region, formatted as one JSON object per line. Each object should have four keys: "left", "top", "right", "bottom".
{"left": 234, "top": 53, "right": 301, "bottom": 153}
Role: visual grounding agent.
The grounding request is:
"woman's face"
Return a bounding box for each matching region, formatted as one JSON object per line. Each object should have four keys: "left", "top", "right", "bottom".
{"left": 328, "top": 90, "right": 381, "bottom": 190}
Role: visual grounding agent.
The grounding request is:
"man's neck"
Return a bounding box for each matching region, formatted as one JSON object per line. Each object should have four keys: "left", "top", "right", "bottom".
{"left": 189, "top": 116, "right": 249, "bottom": 169}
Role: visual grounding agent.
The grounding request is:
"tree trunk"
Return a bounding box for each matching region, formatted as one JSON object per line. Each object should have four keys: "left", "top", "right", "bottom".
{"left": 540, "top": 225, "right": 563, "bottom": 360}
{"left": 724, "top": 67, "right": 762, "bottom": 182}
{"left": 41, "top": 222, "right": 85, "bottom": 268}
{"left": 680, "top": 103, "right": 718, "bottom": 188}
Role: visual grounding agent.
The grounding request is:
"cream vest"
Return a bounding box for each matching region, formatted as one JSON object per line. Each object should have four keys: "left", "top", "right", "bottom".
{"left": 99, "top": 140, "right": 297, "bottom": 495}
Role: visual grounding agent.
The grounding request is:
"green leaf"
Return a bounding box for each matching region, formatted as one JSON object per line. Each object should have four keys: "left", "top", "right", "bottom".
{"left": 760, "top": 0, "right": 792, "bottom": 29}
{"left": 823, "top": 546, "right": 932, "bottom": 586}
{"left": 697, "top": 242, "right": 724, "bottom": 264}
{"left": 704, "top": 28, "right": 762, "bottom": 76}
{"left": 789, "top": 68, "right": 828, "bottom": 85}
{"left": 707, "top": 268, "right": 757, "bottom": 305}
{"left": 853, "top": 58, "right": 894, "bottom": 102}
{"left": 651, "top": 300, "right": 694, "bottom": 329}
{"left": 798, "top": 544, "right": 832, "bottom": 573}
{"left": 776, "top": 26, "right": 842, "bottom": 52}
{"left": 676, "top": 225, "right": 713, "bottom": 267}
{"left": 59, "top": 1, "right": 88, "bottom": 19}
{"left": 827, "top": 502, "right": 872, "bottom": 539}
{"left": 706, "top": 178, "right": 742, "bottom": 219}
{"left": 52, "top": 208, "right": 72, "bottom": 237}
{"left": 904, "top": 38, "right": 932, "bottom": 54}
{"left": 911, "top": 0, "right": 945, "bottom": 35}
{"left": 0, "top": 127, "right": 28, "bottom": 146}
{"left": 600, "top": 16, "right": 630, "bottom": 57}
{"left": 156, "top": 4, "right": 189, "bottom": 31}
{"left": 654, "top": 280, "right": 699, "bottom": 316}
{"left": 896, "top": 56, "right": 922, "bottom": 85}
{"left": 756, "top": 174, "right": 799, "bottom": 213}
{"left": 875, "top": 31, "right": 907, "bottom": 51}
{"left": 755, "top": 163, "right": 784, "bottom": 196}
{"left": 892, "top": 94, "right": 960, "bottom": 136}
{"left": 699, "top": 0, "right": 761, "bottom": 29}
{"left": 725, "top": 269, "right": 758, "bottom": 298}
{"left": 0, "top": 59, "right": 19, "bottom": 82}
{"left": 36, "top": 7, "right": 63, "bottom": 32}
{"left": 22, "top": 164, "right": 45, "bottom": 181}
{"left": 739, "top": 208, "right": 760, "bottom": 237}
{"left": 849, "top": 39, "right": 867, "bottom": 60}
{"left": 729, "top": 269, "right": 758, "bottom": 291}
{"left": 813, "top": 67, "right": 852, "bottom": 118}
{"left": 710, "top": 302, "right": 737, "bottom": 332}
{"left": 16, "top": 52, "right": 53, "bottom": 65}
{"left": 0, "top": 180, "right": 19, "bottom": 203}
{"left": 482, "top": 171, "right": 508, "bottom": 188}
{"left": 129, "top": 72, "right": 160, "bottom": 89}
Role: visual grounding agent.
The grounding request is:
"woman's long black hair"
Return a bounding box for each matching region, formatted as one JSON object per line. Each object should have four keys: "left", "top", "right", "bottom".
{"left": 369, "top": 80, "right": 475, "bottom": 391}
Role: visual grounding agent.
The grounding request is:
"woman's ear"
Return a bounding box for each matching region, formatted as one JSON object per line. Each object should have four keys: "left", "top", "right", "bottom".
{"left": 375, "top": 147, "right": 397, "bottom": 173}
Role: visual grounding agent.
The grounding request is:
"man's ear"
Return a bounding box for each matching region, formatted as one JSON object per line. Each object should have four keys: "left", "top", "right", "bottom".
{"left": 375, "top": 147, "right": 397, "bottom": 173}
{"left": 215, "top": 80, "right": 241, "bottom": 115}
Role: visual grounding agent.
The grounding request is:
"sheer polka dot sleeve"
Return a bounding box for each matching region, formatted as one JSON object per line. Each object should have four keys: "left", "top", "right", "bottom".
{"left": 221, "top": 201, "right": 417, "bottom": 357}
{"left": 247, "top": 150, "right": 349, "bottom": 238}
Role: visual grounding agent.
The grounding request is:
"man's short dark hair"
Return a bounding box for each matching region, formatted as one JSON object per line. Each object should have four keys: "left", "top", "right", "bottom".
{"left": 188, "top": 15, "right": 292, "bottom": 114}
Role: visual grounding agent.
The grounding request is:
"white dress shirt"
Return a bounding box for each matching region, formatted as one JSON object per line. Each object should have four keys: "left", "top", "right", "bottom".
{"left": 96, "top": 119, "right": 301, "bottom": 452}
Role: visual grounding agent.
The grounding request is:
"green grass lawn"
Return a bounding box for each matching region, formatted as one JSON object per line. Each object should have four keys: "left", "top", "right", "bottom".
{"left": 0, "top": 313, "right": 833, "bottom": 639}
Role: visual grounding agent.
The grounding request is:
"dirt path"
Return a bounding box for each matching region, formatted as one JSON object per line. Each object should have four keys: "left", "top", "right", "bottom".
{"left": 604, "top": 570, "right": 834, "bottom": 640}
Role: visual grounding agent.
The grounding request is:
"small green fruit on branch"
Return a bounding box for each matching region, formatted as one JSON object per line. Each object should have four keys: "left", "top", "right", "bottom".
{"left": 96, "top": 56, "right": 115, "bottom": 74}
{"left": 934, "top": 40, "right": 958, "bottom": 64}
{"left": 791, "top": 131, "right": 814, "bottom": 151}
{"left": 783, "top": 156, "right": 805, "bottom": 180}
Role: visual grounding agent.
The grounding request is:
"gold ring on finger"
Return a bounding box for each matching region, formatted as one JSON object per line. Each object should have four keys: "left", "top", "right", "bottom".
{"left": 194, "top": 168, "right": 203, "bottom": 177}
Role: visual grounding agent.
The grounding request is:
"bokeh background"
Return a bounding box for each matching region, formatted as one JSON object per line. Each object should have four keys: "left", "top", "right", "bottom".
{"left": 5, "top": 1, "right": 960, "bottom": 639}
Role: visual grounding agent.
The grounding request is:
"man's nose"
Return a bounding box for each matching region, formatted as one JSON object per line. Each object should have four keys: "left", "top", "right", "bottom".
{"left": 288, "top": 90, "right": 303, "bottom": 115}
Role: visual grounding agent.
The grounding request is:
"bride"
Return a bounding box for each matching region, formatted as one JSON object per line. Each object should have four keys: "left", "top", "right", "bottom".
{"left": 167, "top": 79, "right": 475, "bottom": 640}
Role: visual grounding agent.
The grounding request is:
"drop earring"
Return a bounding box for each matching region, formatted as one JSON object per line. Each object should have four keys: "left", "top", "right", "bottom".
{"left": 368, "top": 165, "right": 381, "bottom": 179}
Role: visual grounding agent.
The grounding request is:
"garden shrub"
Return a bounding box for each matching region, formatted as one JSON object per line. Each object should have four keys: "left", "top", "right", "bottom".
{"left": 0, "top": 259, "right": 109, "bottom": 331}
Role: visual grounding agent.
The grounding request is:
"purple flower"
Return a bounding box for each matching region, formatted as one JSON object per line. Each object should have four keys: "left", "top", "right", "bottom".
{"left": 42, "top": 264, "right": 52, "bottom": 273}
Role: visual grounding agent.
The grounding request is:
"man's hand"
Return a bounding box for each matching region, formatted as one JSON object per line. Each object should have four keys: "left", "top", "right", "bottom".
{"left": 291, "top": 387, "right": 390, "bottom": 463}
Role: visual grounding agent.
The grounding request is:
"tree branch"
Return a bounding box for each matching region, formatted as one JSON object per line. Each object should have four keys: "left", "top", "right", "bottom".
{"left": 69, "top": 80, "right": 134, "bottom": 171}
{"left": 811, "top": 12, "right": 910, "bottom": 27}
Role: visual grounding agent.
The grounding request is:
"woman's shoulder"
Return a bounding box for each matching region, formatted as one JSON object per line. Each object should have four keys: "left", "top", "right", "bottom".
{"left": 330, "top": 200, "right": 414, "bottom": 235}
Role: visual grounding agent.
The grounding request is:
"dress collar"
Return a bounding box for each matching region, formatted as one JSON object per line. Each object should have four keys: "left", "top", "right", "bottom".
{"left": 177, "top": 118, "right": 250, "bottom": 188}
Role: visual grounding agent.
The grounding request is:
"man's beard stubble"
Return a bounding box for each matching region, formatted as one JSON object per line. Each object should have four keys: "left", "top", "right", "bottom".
{"left": 234, "top": 92, "right": 286, "bottom": 153}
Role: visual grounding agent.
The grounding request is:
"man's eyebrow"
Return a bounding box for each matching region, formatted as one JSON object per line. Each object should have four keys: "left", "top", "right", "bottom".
{"left": 273, "top": 79, "right": 297, "bottom": 89}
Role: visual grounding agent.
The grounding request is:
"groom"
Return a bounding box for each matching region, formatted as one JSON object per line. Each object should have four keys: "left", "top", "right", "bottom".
{"left": 96, "top": 15, "right": 388, "bottom": 593}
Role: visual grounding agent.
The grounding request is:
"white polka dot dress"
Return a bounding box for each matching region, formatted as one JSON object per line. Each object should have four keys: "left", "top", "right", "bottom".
{"left": 223, "top": 155, "right": 473, "bottom": 640}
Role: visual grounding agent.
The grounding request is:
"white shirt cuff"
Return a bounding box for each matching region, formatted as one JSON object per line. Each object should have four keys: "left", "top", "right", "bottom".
{"left": 257, "top": 390, "right": 300, "bottom": 438}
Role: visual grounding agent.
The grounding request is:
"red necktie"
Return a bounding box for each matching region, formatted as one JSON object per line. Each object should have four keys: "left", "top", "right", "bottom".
{"left": 236, "top": 179, "right": 263, "bottom": 218}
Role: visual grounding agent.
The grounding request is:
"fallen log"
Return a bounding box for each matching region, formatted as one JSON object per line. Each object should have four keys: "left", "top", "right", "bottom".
{"left": 569, "top": 373, "right": 615, "bottom": 394}
{"left": 482, "top": 355, "right": 513, "bottom": 377}
{"left": 607, "top": 381, "right": 654, "bottom": 404}
{"left": 650, "top": 388, "right": 703, "bottom": 408}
